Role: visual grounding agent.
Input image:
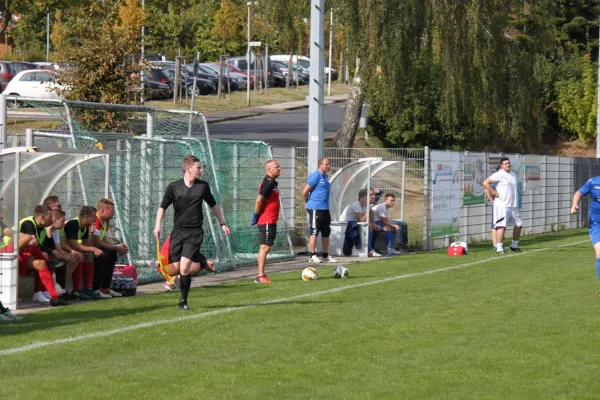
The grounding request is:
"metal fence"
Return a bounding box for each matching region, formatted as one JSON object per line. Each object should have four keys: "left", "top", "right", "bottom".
{"left": 273, "top": 146, "right": 600, "bottom": 251}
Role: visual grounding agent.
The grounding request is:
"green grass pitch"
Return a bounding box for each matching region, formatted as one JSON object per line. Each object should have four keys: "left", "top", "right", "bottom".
{"left": 2, "top": 229, "right": 600, "bottom": 400}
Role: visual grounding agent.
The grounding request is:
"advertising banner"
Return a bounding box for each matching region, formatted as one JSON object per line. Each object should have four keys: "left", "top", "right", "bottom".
{"left": 463, "top": 153, "right": 487, "bottom": 206}
{"left": 430, "top": 151, "right": 461, "bottom": 237}
{"left": 524, "top": 155, "right": 541, "bottom": 191}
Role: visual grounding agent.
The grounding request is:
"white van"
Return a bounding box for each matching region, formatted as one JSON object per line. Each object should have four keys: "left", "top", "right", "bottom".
{"left": 270, "top": 55, "right": 338, "bottom": 80}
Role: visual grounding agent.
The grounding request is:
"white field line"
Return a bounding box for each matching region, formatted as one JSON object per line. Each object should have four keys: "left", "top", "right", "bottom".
{"left": 0, "top": 239, "right": 589, "bottom": 356}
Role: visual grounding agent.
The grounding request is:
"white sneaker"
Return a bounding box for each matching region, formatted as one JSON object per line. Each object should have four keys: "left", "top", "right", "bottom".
{"left": 33, "top": 292, "right": 51, "bottom": 303}
{"left": 95, "top": 290, "right": 112, "bottom": 299}
{"left": 41, "top": 291, "right": 52, "bottom": 300}
{"left": 387, "top": 249, "right": 402, "bottom": 256}
{"left": 309, "top": 255, "right": 322, "bottom": 263}
{"left": 106, "top": 289, "right": 122, "bottom": 298}
{"left": 322, "top": 255, "right": 338, "bottom": 263}
{"left": 496, "top": 248, "right": 505, "bottom": 254}
{"left": 369, "top": 251, "right": 382, "bottom": 257}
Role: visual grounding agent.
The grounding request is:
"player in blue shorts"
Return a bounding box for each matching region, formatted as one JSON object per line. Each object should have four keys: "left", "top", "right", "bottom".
{"left": 571, "top": 177, "right": 600, "bottom": 286}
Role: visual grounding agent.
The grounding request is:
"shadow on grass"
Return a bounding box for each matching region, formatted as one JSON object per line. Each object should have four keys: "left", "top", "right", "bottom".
{"left": 202, "top": 299, "right": 346, "bottom": 309}
{"left": 0, "top": 304, "right": 170, "bottom": 337}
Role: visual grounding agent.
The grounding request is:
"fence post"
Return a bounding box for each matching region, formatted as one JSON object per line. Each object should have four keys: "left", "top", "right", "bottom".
{"left": 400, "top": 161, "right": 405, "bottom": 221}
{"left": 25, "top": 128, "right": 33, "bottom": 147}
{"left": 0, "top": 94, "right": 6, "bottom": 151}
{"left": 232, "top": 144, "right": 238, "bottom": 227}
{"left": 290, "top": 147, "right": 296, "bottom": 230}
{"left": 63, "top": 102, "right": 89, "bottom": 205}
{"left": 422, "top": 146, "right": 429, "bottom": 250}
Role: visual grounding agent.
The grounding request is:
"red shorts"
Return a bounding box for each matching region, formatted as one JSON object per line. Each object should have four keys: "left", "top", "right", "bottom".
{"left": 17, "top": 246, "right": 47, "bottom": 276}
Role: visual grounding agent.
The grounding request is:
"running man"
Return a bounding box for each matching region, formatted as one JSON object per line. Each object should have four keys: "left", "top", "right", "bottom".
{"left": 154, "top": 155, "right": 230, "bottom": 311}
{"left": 482, "top": 157, "right": 523, "bottom": 253}
{"left": 571, "top": 177, "right": 600, "bottom": 289}
{"left": 302, "top": 157, "right": 337, "bottom": 263}
{"left": 250, "top": 159, "right": 281, "bottom": 283}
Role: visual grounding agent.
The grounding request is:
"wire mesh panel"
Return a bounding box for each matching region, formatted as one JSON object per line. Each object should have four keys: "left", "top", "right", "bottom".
{"left": 8, "top": 99, "right": 294, "bottom": 283}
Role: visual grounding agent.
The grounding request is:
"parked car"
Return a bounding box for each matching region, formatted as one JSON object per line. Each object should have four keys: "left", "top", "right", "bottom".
{"left": 272, "top": 61, "right": 309, "bottom": 85}
{"left": 2, "top": 69, "right": 64, "bottom": 100}
{"left": 217, "top": 62, "right": 255, "bottom": 88}
{"left": 200, "top": 63, "right": 248, "bottom": 90}
{"left": 157, "top": 68, "right": 216, "bottom": 96}
{"left": 143, "top": 69, "right": 173, "bottom": 100}
{"left": 10, "top": 62, "right": 38, "bottom": 75}
{"left": 227, "top": 55, "right": 275, "bottom": 88}
{"left": 32, "top": 62, "right": 60, "bottom": 70}
{"left": 185, "top": 64, "right": 239, "bottom": 92}
{"left": 271, "top": 54, "right": 339, "bottom": 81}
{"left": 0, "top": 61, "right": 16, "bottom": 90}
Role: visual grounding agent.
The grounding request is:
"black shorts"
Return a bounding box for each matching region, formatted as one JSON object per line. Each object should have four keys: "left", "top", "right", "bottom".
{"left": 257, "top": 223, "right": 277, "bottom": 246}
{"left": 307, "top": 209, "right": 331, "bottom": 237}
{"left": 169, "top": 227, "right": 204, "bottom": 263}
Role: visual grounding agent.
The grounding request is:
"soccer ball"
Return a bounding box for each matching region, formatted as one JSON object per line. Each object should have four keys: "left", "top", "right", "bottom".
{"left": 334, "top": 265, "right": 350, "bottom": 279}
{"left": 302, "top": 267, "right": 318, "bottom": 281}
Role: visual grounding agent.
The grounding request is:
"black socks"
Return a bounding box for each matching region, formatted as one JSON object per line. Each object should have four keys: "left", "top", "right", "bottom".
{"left": 179, "top": 274, "right": 192, "bottom": 303}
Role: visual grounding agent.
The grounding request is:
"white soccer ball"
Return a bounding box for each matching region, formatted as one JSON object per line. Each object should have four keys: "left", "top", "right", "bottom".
{"left": 302, "top": 267, "right": 318, "bottom": 281}
{"left": 334, "top": 265, "right": 350, "bottom": 279}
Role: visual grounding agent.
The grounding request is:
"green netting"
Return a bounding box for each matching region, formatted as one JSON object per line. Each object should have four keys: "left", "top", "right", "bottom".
{"left": 10, "top": 99, "right": 293, "bottom": 283}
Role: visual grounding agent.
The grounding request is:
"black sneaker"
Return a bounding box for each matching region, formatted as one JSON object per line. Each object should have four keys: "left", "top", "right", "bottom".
{"left": 510, "top": 246, "right": 521, "bottom": 253}
{"left": 71, "top": 290, "right": 92, "bottom": 301}
{"left": 65, "top": 292, "right": 81, "bottom": 301}
{"left": 50, "top": 297, "right": 69, "bottom": 307}
{"left": 178, "top": 300, "right": 189, "bottom": 311}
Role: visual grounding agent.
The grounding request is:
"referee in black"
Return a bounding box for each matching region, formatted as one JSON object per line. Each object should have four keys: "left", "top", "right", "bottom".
{"left": 154, "top": 155, "right": 230, "bottom": 310}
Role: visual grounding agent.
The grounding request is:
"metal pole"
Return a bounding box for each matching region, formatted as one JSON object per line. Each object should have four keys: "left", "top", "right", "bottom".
{"left": 46, "top": 13, "right": 50, "bottom": 62}
{"left": 365, "top": 160, "right": 371, "bottom": 255}
{"left": 0, "top": 94, "right": 6, "bottom": 151}
{"left": 247, "top": 2, "right": 251, "bottom": 107}
{"left": 232, "top": 144, "right": 238, "bottom": 226}
{"left": 25, "top": 128, "right": 33, "bottom": 147}
{"left": 188, "top": 53, "right": 200, "bottom": 137}
{"left": 264, "top": 43, "right": 269, "bottom": 93}
{"left": 104, "top": 154, "right": 110, "bottom": 198}
{"left": 308, "top": 0, "right": 325, "bottom": 171}
{"left": 400, "top": 161, "right": 405, "bottom": 221}
{"left": 140, "top": 0, "right": 145, "bottom": 104}
{"left": 290, "top": 147, "right": 296, "bottom": 229}
{"left": 328, "top": 9, "right": 333, "bottom": 97}
{"left": 422, "top": 146, "right": 429, "bottom": 250}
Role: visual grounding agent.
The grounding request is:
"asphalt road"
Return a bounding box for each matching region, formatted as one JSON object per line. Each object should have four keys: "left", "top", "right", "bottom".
{"left": 206, "top": 103, "right": 350, "bottom": 146}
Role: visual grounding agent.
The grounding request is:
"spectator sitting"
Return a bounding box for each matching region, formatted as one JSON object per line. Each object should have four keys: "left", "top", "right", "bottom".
{"left": 340, "top": 189, "right": 382, "bottom": 257}
{"left": 372, "top": 193, "right": 410, "bottom": 256}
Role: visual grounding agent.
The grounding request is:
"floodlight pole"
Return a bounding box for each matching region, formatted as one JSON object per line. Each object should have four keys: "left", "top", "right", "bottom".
{"left": 328, "top": 8, "right": 333, "bottom": 96}
{"left": 46, "top": 13, "right": 50, "bottom": 62}
{"left": 308, "top": 0, "right": 325, "bottom": 171}
{"left": 140, "top": 0, "right": 145, "bottom": 105}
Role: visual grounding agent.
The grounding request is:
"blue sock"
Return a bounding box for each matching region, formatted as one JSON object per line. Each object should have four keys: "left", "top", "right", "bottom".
{"left": 386, "top": 231, "right": 394, "bottom": 247}
{"left": 596, "top": 259, "right": 600, "bottom": 280}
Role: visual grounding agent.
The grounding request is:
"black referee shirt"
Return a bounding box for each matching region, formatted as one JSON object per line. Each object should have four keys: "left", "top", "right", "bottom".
{"left": 160, "top": 179, "right": 217, "bottom": 229}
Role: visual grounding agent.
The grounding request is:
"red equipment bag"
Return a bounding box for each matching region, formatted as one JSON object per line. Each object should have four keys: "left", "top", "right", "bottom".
{"left": 447, "top": 241, "right": 468, "bottom": 256}
{"left": 111, "top": 264, "right": 138, "bottom": 296}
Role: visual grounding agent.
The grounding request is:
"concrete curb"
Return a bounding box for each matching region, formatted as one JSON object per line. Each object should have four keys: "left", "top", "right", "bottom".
{"left": 205, "top": 96, "right": 348, "bottom": 124}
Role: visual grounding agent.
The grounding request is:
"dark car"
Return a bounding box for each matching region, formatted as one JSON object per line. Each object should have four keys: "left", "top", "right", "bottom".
{"left": 186, "top": 64, "right": 239, "bottom": 92}
{"left": 0, "top": 61, "right": 16, "bottom": 90}
{"left": 11, "top": 62, "right": 38, "bottom": 74}
{"left": 227, "top": 55, "right": 275, "bottom": 88}
{"left": 158, "top": 68, "right": 216, "bottom": 96}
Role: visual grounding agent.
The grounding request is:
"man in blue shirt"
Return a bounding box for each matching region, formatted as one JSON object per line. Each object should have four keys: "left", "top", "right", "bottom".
{"left": 571, "top": 177, "right": 600, "bottom": 285}
{"left": 302, "top": 158, "right": 337, "bottom": 263}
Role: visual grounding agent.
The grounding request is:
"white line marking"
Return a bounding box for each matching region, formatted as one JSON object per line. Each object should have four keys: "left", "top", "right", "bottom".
{"left": 0, "top": 239, "right": 588, "bottom": 356}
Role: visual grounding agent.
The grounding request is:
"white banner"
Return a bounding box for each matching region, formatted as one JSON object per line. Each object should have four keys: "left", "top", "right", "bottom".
{"left": 463, "top": 153, "right": 487, "bottom": 206}
{"left": 430, "top": 150, "right": 461, "bottom": 237}
{"left": 523, "top": 155, "right": 541, "bottom": 191}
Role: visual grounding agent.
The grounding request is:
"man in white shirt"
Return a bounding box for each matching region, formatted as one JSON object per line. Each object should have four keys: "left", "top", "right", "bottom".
{"left": 482, "top": 157, "right": 523, "bottom": 253}
{"left": 340, "top": 189, "right": 382, "bottom": 256}
{"left": 372, "top": 193, "right": 402, "bottom": 256}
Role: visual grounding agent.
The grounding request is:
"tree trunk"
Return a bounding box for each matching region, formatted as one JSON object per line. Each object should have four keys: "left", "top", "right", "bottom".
{"left": 286, "top": 52, "right": 292, "bottom": 89}
{"left": 335, "top": 76, "right": 363, "bottom": 148}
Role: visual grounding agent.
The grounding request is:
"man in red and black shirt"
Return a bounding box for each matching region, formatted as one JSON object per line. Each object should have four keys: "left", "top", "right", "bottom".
{"left": 250, "top": 160, "right": 281, "bottom": 284}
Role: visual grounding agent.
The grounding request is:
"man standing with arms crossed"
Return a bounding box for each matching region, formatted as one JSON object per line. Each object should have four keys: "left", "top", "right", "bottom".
{"left": 250, "top": 160, "right": 281, "bottom": 283}
{"left": 482, "top": 157, "right": 523, "bottom": 253}
{"left": 302, "top": 158, "right": 337, "bottom": 263}
{"left": 154, "top": 155, "right": 230, "bottom": 311}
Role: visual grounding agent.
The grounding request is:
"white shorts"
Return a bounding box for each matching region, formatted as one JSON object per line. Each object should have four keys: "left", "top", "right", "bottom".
{"left": 492, "top": 206, "right": 522, "bottom": 228}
